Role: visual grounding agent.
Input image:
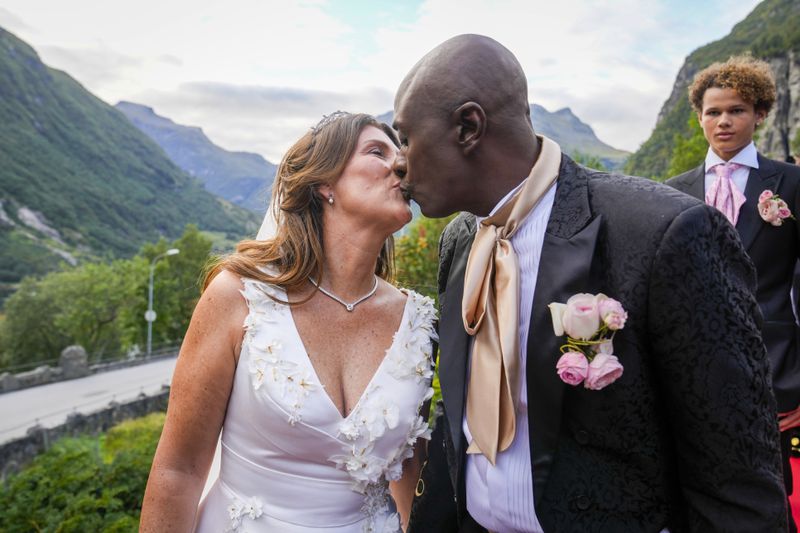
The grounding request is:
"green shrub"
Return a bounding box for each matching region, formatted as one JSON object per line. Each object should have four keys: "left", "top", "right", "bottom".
{"left": 0, "top": 412, "right": 165, "bottom": 532}
{"left": 666, "top": 115, "right": 708, "bottom": 177}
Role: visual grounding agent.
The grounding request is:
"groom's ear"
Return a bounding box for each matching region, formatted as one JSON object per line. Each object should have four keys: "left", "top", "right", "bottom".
{"left": 453, "top": 102, "right": 485, "bottom": 156}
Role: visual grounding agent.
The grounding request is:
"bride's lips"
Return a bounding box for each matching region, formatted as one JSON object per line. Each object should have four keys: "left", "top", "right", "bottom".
{"left": 392, "top": 182, "right": 411, "bottom": 203}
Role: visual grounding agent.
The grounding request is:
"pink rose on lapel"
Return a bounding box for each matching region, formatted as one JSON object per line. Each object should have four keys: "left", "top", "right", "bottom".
{"left": 597, "top": 296, "right": 627, "bottom": 331}
{"left": 549, "top": 293, "right": 626, "bottom": 390}
{"left": 758, "top": 190, "right": 794, "bottom": 226}
{"left": 560, "top": 293, "right": 600, "bottom": 340}
{"left": 556, "top": 352, "right": 589, "bottom": 386}
{"left": 585, "top": 353, "right": 624, "bottom": 390}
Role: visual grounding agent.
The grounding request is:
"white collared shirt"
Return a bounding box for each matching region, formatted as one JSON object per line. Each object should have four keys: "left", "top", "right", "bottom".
{"left": 462, "top": 178, "right": 557, "bottom": 533}
{"left": 703, "top": 141, "right": 759, "bottom": 196}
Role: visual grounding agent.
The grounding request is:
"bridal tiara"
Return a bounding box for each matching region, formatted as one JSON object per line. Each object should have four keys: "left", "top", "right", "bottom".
{"left": 311, "top": 110, "right": 351, "bottom": 135}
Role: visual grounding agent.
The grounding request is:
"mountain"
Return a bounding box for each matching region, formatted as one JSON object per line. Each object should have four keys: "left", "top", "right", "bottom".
{"left": 528, "top": 105, "right": 629, "bottom": 169}
{"left": 377, "top": 105, "right": 630, "bottom": 170}
{"left": 115, "top": 102, "right": 276, "bottom": 212}
{"left": 625, "top": 0, "right": 800, "bottom": 180}
{"left": 0, "top": 27, "right": 258, "bottom": 295}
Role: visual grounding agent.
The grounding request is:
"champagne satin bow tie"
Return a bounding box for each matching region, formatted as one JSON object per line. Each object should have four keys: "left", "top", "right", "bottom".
{"left": 461, "top": 136, "right": 562, "bottom": 465}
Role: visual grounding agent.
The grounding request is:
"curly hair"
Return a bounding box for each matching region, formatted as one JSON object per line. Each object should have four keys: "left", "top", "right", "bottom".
{"left": 688, "top": 55, "right": 776, "bottom": 113}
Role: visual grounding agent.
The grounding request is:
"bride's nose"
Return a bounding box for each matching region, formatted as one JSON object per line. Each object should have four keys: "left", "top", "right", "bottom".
{"left": 392, "top": 151, "right": 407, "bottom": 179}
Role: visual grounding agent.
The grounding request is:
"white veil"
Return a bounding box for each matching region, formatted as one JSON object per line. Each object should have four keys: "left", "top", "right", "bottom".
{"left": 256, "top": 200, "right": 279, "bottom": 240}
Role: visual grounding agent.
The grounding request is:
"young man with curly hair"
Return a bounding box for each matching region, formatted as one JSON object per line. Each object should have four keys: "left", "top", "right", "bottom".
{"left": 668, "top": 56, "right": 800, "bottom": 529}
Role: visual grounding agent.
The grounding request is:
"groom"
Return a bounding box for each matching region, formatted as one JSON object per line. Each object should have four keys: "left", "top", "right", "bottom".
{"left": 393, "top": 35, "right": 787, "bottom": 532}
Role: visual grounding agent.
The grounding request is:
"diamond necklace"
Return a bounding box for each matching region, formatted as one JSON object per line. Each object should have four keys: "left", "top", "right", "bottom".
{"left": 309, "top": 275, "right": 379, "bottom": 312}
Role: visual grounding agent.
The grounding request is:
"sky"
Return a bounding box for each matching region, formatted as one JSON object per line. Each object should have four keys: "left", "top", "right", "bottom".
{"left": 0, "top": 0, "right": 762, "bottom": 163}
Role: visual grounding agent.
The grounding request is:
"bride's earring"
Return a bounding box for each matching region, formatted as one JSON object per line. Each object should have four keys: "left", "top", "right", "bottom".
{"left": 328, "top": 194, "right": 334, "bottom": 206}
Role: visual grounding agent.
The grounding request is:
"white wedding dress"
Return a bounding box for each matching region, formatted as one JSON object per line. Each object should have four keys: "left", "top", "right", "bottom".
{"left": 195, "top": 278, "right": 437, "bottom": 533}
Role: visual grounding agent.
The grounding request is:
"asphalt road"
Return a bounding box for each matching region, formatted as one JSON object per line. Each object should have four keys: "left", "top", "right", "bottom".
{"left": 0, "top": 357, "right": 177, "bottom": 443}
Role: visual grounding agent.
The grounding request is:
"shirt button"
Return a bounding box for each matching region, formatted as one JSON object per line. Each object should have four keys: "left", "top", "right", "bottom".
{"left": 576, "top": 495, "right": 591, "bottom": 510}
{"left": 575, "top": 429, "right": 589, "bottom": 445}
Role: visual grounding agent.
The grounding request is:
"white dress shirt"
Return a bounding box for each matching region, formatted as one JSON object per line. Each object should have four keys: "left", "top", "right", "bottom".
{"left": 462, "top": 178, "right": 557, "bottom": 533}
{"left": 703, "top": 141, "right": 759, "bottom": 198}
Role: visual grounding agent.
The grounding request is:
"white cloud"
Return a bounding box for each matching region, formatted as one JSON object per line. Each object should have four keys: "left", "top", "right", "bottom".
{"left": 0, "top": 0, "right": 764, "bottom": 156}
{"left": 0, "top": 7, "right": 31, "bottom": 32}
{"left": 361, "top": 0, "right": 763, "bottom": 151}
{"left": 38, "top": 45, "right": 141, "bottom": 86}
{"left": 136, "top": 83, "right": 394, "bottom": 162}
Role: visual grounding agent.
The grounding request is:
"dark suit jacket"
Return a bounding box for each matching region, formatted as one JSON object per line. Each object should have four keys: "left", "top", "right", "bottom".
{"left": 667, "top": 155, "right": 800, "bottom": 413}
{"left": 409, "top": 156, "right": 786, "bottom": 533}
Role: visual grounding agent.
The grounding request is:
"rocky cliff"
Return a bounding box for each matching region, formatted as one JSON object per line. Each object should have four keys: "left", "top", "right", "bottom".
{"left": 762, "top": 50, "right": 800, "bottom": 157}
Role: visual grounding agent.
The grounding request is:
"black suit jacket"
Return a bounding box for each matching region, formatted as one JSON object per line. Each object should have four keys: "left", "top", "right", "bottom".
{"left": 667, "top": 155, "right": 800, "bottom": 412}
{"left": 409, "top": 156, "right": 786, "bottom": 532}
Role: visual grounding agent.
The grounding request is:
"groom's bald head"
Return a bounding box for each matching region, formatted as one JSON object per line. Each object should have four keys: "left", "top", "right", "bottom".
{"left": 392, "top": 34, "right": 539, "bottom": 217}
{"left": 395, "top": 34, "right": 531, "bottom": 132}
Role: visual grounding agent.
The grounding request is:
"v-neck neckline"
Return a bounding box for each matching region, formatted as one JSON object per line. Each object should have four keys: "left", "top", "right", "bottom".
{"left": 285, "top": 289, "right": 412, "bottom": 422}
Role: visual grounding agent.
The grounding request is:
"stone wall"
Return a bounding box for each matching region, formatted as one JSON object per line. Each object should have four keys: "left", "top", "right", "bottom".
{"left": 0, "top": 386, "right": 169, "bottom": 483}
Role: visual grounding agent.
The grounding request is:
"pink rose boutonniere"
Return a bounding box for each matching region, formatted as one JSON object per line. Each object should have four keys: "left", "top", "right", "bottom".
{"left": 758, "top": 190, "right": 794, "bottom": 226}
{"left": 548, "top": 293, "right": 626, "bottom": 390}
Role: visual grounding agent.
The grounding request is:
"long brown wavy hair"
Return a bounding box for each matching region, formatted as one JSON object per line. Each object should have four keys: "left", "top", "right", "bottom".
{"left": 204, "top": 112, "right": 398, "bottom": 297}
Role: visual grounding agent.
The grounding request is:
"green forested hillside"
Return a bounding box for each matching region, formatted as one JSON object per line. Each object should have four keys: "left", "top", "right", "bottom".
{"left": 116, "top": 101, "right": 276, "bottom": 213}
{"left": 0, "top": 27, "right": 257, "bottom": 295}
{"left": 625, "top": 0, "right": 800, "bottom": 180}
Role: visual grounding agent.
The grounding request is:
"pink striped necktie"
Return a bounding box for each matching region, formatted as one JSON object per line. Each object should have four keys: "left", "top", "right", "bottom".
{"left": 705, "top": 162, "right": 746, "bottom": 225}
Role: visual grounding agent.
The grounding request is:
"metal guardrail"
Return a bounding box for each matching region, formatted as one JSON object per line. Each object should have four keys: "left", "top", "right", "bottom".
{"left": 1, "top": 358, "right": 61, "bottom": 374}
{"left": 0, "top": 344, "right": 181, "bottom": 395}
{"left": 0, "top": 343, "right": 181, "bottom": 375}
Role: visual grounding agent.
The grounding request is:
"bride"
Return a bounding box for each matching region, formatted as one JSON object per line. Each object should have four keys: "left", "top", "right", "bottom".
{"left": 139, "top": 112, "right": 436, "bottom": 532}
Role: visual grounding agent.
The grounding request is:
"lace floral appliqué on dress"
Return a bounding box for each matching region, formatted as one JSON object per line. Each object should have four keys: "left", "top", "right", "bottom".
{"left": 226, "top": 495, "right": 264, "bottom": 532}
{"left": 242, "top": 280, "right": 319, "bottom": 425}
{"left": 330, "top": 292, "right": 437, "bottom": 532}
{"left": 194, "top": 282, "right": 437, "bottom": 533}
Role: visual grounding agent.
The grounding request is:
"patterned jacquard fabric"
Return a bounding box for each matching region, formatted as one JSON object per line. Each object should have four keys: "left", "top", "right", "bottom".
{"left": 416, "top": 156, "right": 787, "bottom": 533}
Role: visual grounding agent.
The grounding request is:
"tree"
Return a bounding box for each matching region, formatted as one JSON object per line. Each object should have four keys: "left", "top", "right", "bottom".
{"left": 667, "top": 115, "right": 708, "bottom": 177}
{"left": 130, "top": 224, "right": 212, "bottom": 349}
{"left": 1, "top": 275, "right": 70, "bottom": 368}
{"left": 791, "top": 128, "right": 800, "bottom": 156}
{"left": 0, "top": 225, "right": 212, "bottom": 369}
{"left": 395, "top": 215, "right": 455, "bottom": 300}
{"left": 0, "top": 259, "right": 146, "bottom": 367}
{"left": 51, "top": 259, "right": 147, "bottom": 359}
{"left": 571, "top": 151, "right": 607, "bottom": 171}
